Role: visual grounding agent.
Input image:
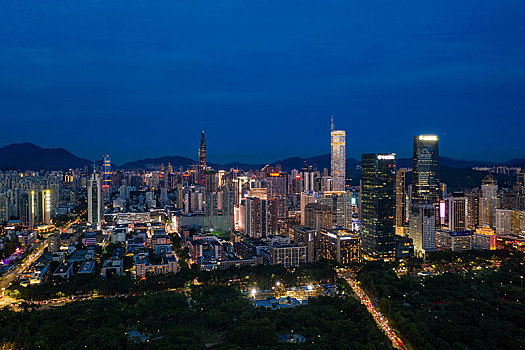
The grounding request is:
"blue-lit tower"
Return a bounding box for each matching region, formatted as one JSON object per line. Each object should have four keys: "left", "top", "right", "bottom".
{"left": 103, "top": 155, "right": 111, "bottom": 189}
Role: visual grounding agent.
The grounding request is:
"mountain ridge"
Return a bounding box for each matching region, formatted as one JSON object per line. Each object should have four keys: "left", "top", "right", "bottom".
{"left": 1, "top": 143, "right": 524, "bottom": 172}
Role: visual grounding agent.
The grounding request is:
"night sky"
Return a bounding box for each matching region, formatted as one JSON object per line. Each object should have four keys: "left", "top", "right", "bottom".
{"left": 1, "top": 1, "right": 524, "bottom": 164}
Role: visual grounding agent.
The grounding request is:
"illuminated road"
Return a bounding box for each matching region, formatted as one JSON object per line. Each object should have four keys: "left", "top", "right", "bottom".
{"left": 0, "top": 241, "right": 48, "bottom": 291}
{"left": 339, "top": 270, "right": 406, "bottom": 350}
{"left": 0, "top": 213, "right": 83, "bottom": 296}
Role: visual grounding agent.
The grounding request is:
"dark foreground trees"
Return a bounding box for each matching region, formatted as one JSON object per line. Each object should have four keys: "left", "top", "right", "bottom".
{"left": 0, "top": 285, "right": 390, "bottom": 349}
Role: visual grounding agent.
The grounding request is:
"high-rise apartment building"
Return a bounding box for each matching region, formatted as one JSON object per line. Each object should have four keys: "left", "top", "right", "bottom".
{"left": 42, "top": 189, "right": 52, "bottom": 225}
{"left": 360, "top": 153, "right": 396, "bottom": 261}
{"left": 330, "top": 118, "right": 346, "bottom": 192}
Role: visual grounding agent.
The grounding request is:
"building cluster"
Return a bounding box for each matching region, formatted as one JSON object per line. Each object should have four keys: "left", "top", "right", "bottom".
{"left": 0, "top": 170, "right": 70, "bottom": 228}
{"left": 109, "top": 219, "right": 178, "bottom": 278}
{"left": 3, "top": 119, "right": 525, "bottom": 279}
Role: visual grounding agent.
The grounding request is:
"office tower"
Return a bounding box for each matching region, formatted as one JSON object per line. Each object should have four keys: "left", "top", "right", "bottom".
{"left": 411, "top": 135, "right": 440, "bottom": 205}
{"left": 448, "top": 193, "right": 467, "bottom": 232}
{"left": 409, "top": 135, "right": 439, "bottom": 256}
{"left": 266, "top": 172, "right": 288, "bottom": 217}
{"left": 410, "top": 203, "right": 436, "bottom": 257}
{"left": 330, "top": 117, "right": 346, "bottom": 192}
{"left": 465, "top": 191, "right": 480, "bottom": 230}
{"left": 103, "top": 155, "right": 111, "bottom": 189}
{"left": 88, "top": 172, "right": 103, "bottom": 229}
{"left": 198, "top": 131, "right": 206, "bottom": 187}
{"left": 320, "top": 228, "right": 361, "bottom": 264}
{"left": 361, "top": 153, "right": 396, "bottom": 261}
{"left": 42, "top": 189, "right": 52, "bottom": 225}
{"left": 395, "top": 169, "right": 406, "bottom": 235}
{"left": 481, "top": 175, "right": 498, "bottom": 228}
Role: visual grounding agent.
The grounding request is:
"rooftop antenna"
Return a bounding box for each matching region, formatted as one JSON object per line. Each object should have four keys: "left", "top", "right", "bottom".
{"left": 331, "top": 115, "right": 334, "bottom": 131}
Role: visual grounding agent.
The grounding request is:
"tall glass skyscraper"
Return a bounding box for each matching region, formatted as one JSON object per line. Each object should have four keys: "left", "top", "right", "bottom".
{"left": 410, "top": 135, "right": 439, "bottom": 257}
{"left": 481, "top": 174, "right": 498, "bottom": 229}
{"left": 330, "top": 118, "right": 346, "bottom": 192}
{"left": 411, "top": 135, "right": 439, "bottom": 204}
{"left": 361, "top": 153, "right": 396, "bottom": 261}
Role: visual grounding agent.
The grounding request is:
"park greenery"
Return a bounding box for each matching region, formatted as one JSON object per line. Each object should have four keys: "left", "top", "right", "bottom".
{"left": 0, "top": 285, "right": 391, "bottom": 349}
{"left": 6, "top": 259, "right": 338, "bottom": 302}
{"left": 357, "top": 250, "right": 525, "bottom": 350}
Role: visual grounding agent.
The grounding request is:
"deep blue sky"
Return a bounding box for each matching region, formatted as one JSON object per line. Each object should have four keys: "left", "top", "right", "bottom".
{"left": 1, "top": 1, "right": 524, "bottom": 164}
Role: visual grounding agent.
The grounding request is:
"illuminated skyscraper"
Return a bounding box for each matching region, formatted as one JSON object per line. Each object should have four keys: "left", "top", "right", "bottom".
{"left": 42, "top": 189, "right": 52, "bottom": 225}
{"left": 198, "top": 131, "right": 206, "bottom": 188}
{"left": 411, "top": 135, "right": 440, "bottom": 204}
{"left": 361, "top": 153, "right": 396, "bottom": 261}
{"left": 395, "top": 169, "right": 407, "bottom": 235}
{"left": 410, "top": 135, "right": 439, "bottom": 256}
{"left": 410, "top": 203, "right": 436, "bottom": 257}
{"left": 29, "top": 190, "right": 37, "bottom": 229}
{"left": 102, "top": 155, "right": 111, "bottom": 189}
{"left": 481, "top": 175, "right": 498, "bottom": 228}
{"left": 330, "top": 117, "right": 346, "bottom": 192}
{"left": 88, "top": 172, "right": 102, "bottom": 229}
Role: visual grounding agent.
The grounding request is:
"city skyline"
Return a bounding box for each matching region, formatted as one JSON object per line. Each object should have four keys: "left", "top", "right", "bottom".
{"left": 1, "top": 1, "right": 524, "bottom": 163}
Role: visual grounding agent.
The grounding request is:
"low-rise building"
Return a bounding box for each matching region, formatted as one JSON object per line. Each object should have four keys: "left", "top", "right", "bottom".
{"left": 53, "top": 261, "right": 74, "bottom": 279}
{"left": 78, "top": 260, "right": 96, "bottom": 274}
{"left": 268, "top": 243, "right": 308, "bottom": 267}
{"left": 102, "top": 258, "right": 123, "bottom": 278}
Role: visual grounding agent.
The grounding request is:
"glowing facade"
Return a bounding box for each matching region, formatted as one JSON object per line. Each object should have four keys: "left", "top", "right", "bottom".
{"left": 103, "top": 155, "right": 111, "bottom": 188}
{"left": 330, "top": 118, "right": 346, "bottom": 192}
{"left": 42, "top": 189, "right": 51, "bottom": 225}
{"left": 481, "top": 175, "right": 498, "bottom": 229}
{"left": 412, "top": 135, "right": 439, "bottom": 204}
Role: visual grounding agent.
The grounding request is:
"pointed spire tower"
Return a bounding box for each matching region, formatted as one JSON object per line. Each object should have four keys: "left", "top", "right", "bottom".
{"left": 198, "top": 131, "right": 207, "bottom": 187}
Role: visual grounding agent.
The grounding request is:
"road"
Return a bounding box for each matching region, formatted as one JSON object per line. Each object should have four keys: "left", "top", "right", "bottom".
{"left": 338, "top": 270, "right": 406, "bottom": 350}
{"left": 0, "top": 214, "right": 83, "bottom": 297}
{"left": 0, "top": 241, "right": 48, "bottom": 291}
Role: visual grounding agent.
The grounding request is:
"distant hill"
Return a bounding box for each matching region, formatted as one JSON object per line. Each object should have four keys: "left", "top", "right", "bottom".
{"left": 119, "top": 156, "right": 195, "bottom": 170}
{"left": 0, "top": 143, "right": 92, "bottom": 171}
{"left": 0, "top": 143, "right": 523, "bottom": 184}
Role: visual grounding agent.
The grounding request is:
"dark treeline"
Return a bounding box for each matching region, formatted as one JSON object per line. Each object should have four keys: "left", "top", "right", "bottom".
{"left": 357, "top": 251, "right": 525, "bottom": 349}
{"left": 0, "top": 285, "right": 390, "bottom": 349}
